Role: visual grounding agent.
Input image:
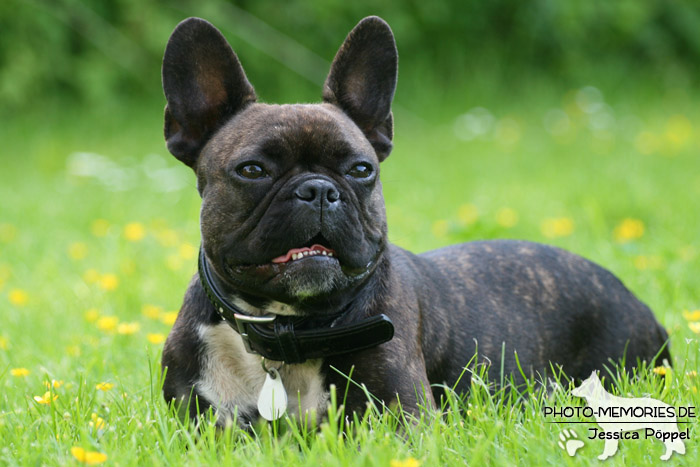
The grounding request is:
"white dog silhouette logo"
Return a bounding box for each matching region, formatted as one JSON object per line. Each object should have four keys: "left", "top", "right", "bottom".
{"left": 572, "top": 371, "right": 686, "bottom": 461}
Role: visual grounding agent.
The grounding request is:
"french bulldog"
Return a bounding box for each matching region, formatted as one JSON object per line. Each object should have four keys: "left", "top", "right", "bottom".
{"left": 160, "top": 16, "right": 670, "bottom": 427}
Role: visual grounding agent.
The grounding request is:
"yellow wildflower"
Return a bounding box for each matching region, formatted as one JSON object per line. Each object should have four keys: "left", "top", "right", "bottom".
{"left": 84, "top": 309, "right": 100, "bottom": 322}
{"left": 34, "top": 391, "right": 58, "bottom": 404}
{"left": 68, "top": 242, "right": 88, "bottom": 260}
{"left": 160, "top": 311, "right": 178, "bottom": 326}
{"left": 98, "top": 274, "right": 119, "bottom": 291}
{"left": 496, "top": 207, "right": 518, "bottom": 228}
{"left": 96, "top": 316, "right": 119, "bottom": 332}
{"left": 10, "top": 367, "right": 30, "bottom": 377}
{"left": 66, "top": 345, "right": 81, "bottom": 357}
{"left": 390, "top": 458, "right": 421, "bottom": 467}
{"left": 540, "top": 217, "right": 574, "bottom": 239}
{"left": 457, "top": 204, "right": 479, "bottom": 226}
{"left": 0, "top": 336, "right": 8, "bottom": 350}
{"left": 682, "top": 310, "right": 700, "bottom": 321}
{"left": 91, "top": 219, "right": 110, "bottom": 237}
{"left": 123, "top": 222, "right": 146, "bottom": 242}
{"left": 9, "top": 289, "right": 28, "bottom": 306}
{"left": 45, "top": 379, "right": 64, "bottom": 389}
{"left": 142, "top": 304, "right": 163, "bottom": 320}
{"left": 687, "top": 371, "right": 697, "bottom": 378}
{"left": 653, "top": 366, "right": 669, "bottom": 376}
{"left": 95, "top": 382, "right": 114, "bottom": 391}
{"left": 147, "top": 333, "right": 166, "bottom": 344}
{"left": 613, "top": 218, "right": 644, "bottom": 243}
{"left": 688, "top": 322, "right": 700, "bottom": 334}
{"left": 178, "top": 243, "right": 197, "bottom": 260}
{"left": 117, "top": 322, "right": 141, "bottom": 335}
{"left": 89, "top": 413, "right": 106, "bottom": 430}
{"left": 71, "top": 447, "right": 108, "bottom": 465}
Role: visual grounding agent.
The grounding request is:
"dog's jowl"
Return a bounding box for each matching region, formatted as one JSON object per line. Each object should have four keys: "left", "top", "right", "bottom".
{"left": 160, "top": 16, "right": 671, "bottom": 426}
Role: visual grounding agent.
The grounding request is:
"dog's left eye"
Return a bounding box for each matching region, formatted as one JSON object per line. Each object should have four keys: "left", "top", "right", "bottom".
{"left": 347, "top": 163, "right": 373, "bottom": 179}
{"left": 236, "top": 163, "right": 268, "bottom": 180}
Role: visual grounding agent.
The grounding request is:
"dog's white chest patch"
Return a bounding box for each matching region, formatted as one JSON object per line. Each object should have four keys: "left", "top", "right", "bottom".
{"left": 195, "top": 322, "right": 328, "bottom": 424}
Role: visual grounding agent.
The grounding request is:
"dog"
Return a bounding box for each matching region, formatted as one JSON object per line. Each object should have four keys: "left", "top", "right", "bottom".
{"left": 160, "top": 16, "right": 671, "bottom": 427}
{"left": 572, "top": 371, "right": 686, "bottom": 460}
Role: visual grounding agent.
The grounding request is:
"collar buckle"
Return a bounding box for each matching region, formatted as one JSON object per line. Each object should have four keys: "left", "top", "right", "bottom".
{"left": 232, "top": 313, "right": 276, "bottom": 354}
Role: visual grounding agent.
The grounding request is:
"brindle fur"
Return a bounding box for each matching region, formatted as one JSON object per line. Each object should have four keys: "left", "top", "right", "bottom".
{"left": 160, "top": 17, "right": 670, "bottom": 425}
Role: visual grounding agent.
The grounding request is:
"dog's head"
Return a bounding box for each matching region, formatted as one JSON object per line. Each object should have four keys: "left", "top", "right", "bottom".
{"left": 162, "top": 17, "right": 398, "bottom": 312}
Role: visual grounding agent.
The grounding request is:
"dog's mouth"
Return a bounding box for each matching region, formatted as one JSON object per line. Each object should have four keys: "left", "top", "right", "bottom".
{"left": 219, "top": 231, "right": 383, "bottom": 303}
{"left": 221, "top": 232, "right": 381, "bottom": 293}
{"left": 271, "top": 244, "right": 336, "bottom": 264}
{"left": 270, "top": 234, "right": 337, "bottom": 264}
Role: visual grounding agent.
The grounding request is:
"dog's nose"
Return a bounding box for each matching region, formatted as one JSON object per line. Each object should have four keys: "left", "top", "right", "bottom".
{"left": 294, "top": 179, "right": 340, "bottom": 207}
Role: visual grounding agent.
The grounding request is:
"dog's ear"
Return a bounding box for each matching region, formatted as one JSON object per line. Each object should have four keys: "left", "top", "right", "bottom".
{"left": 323, "top": 16, "right": 398, "bottom": 162}
{"left": 162, "top": 18, "right": 256, "bottom": 167}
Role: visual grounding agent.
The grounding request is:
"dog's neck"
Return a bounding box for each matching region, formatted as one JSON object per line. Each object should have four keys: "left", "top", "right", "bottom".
{"left": 198, "top": 247, "right": 395, "bottom": 364}
{"left": 201, "top": 248, "right": 391, "bottom": 321}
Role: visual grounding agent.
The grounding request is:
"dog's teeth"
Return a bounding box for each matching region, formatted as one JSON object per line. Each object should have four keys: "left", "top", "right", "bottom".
{"left": 287, "top": 249, "right": 332, "bottom": 261}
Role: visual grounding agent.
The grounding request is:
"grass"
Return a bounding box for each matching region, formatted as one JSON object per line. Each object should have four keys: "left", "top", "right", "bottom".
{"left": 1, "top": 82, "right": 699, "bottom": 465}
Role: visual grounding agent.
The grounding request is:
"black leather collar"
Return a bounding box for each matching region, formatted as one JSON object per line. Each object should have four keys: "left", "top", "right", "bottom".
{"left": 198, "top": 248, "right": 394, "bottom": 364}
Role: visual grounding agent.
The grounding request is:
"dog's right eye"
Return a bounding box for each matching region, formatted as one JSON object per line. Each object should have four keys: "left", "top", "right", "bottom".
{"left": 236, "top": 163, "right": 268, "bottom": 180}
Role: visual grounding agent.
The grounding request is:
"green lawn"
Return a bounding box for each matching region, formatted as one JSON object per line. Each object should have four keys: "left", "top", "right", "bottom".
{"left": 1, "top": 85, "right": 698, "bottom": 465}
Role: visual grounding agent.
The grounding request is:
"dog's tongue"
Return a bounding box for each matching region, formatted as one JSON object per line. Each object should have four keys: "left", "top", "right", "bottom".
{"left": 271, "top": 244, "right": 335, "bottom": 264}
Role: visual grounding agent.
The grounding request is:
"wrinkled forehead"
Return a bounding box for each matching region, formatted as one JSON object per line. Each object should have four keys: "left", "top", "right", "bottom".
{"left": 205, "top": 103, "right": 375, "bottom": 164}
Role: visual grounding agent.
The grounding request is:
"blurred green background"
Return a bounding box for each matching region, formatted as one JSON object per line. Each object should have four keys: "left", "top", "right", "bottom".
{"left": 2, "top": 0, "right": 700, "bottom": 112}
{"left": 2, "top": 0, "right": 699, "bottom": 300}
{"left": 2, "top": 0, "right": 699, "bottom": 285}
